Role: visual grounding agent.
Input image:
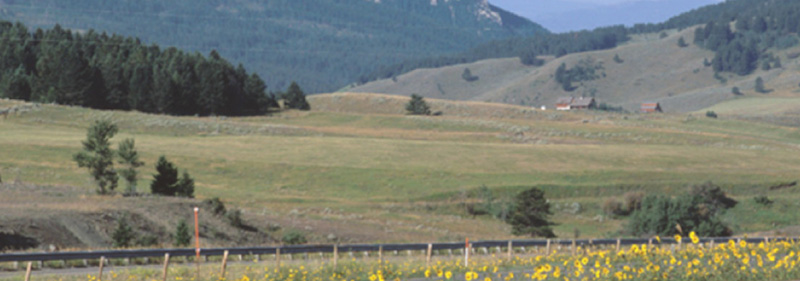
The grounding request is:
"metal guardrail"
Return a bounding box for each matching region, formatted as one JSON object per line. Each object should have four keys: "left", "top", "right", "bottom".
{"left": 0, "top": 237, "right": 795, "bottom": 263}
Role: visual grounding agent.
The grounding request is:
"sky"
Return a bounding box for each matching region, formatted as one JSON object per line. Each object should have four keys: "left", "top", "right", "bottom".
{"left": 489, "top": 0, "right": 726, "bottom": 32}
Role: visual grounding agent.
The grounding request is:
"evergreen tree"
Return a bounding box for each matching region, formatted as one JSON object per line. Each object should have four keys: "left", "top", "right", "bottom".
{"left": 405, "top": 94, "right": 431, "bottom": 115}
{"left": 117, "top": 138, "right": 144, "bottom": 195}
{"left": 732, "top": 87, "right": 742, "bottom": 95}
{"left": 174, "top": 219, "right": 192, "bottom": 247}
{"left": 112, "top": 216, "right": 136, "bottom": 248}
{"left": 74, "top": 120, "right": 119, "bottom": 194}
{"left": 613, "top": 54, "right": 624, "bottom": 63}
{"left": 0, "top": 67, "right": 31, "bottom": 100}
{"left": 461, "top": 68, "right": 478, "bottom": 82}
{"left": 151, "top": 156, "right": 179, "bottom": 196}
{"left": 505, "top": 187, "right": 556, "bottom": 238}
{"left": 282, "top": 82, "right": 310, "bottom": 110}
{"left": 677, "top": 37, "right": 689, "bottom": 48}
{"left": 755, "top": 77, "right": 769, "bottom": 93}
{"left": 175, "top": 171, "right": 195, "bottom": 198}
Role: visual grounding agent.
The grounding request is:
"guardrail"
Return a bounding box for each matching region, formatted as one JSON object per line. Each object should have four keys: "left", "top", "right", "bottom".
{"left": 1, "top": 236, "right": 795, "bottom": 263}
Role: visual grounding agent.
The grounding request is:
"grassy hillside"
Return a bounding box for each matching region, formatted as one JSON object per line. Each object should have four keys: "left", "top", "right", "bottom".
{"left": 349, "top": 27, "right": 800, "bottom": 113}
{"left": 2, "top": 95, "right": 800, "bottom": 247}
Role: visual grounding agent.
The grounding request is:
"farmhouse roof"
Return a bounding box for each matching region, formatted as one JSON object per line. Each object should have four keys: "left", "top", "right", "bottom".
{"left": 571, "top": 97, "right": 595, "bottom": 107}
{"left": 556, "top": 97, "right": 573, "bottom": 104}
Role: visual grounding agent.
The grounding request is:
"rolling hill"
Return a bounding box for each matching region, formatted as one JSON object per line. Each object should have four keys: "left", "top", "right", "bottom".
{"left": 3, "top": 94, "right": 800, "bottom": 248}
{"left": 0, "top": 0, "right": 547, "bottom": 93}
{"left": 347, "top": 27, "right": 800, "bottom": 113}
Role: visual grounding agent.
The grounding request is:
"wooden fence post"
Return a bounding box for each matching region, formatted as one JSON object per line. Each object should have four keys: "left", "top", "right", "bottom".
{"left": 162, "top": 253, "right": 170, "bottom": 281}
{"left": 426, "top": 244, "right": 433, "bottom": 267}
{"left": 507, "top": 241, "right": 513, "bottom": 261}
{"left": 24, "top": 262, "right": 32, "bottom": 281}
{"left": 220, "top": 250, "right": 229, "bottom": 280}
{"left": 616, "top": 239, "right": 621, "bottom": 252}
{"left": 378, "top": 245, "right": 384, "bottom": 267}
{"left": 546, "top": 239, "right": 551, "bottom": 255}
{"left": 98, "top": 256, "right": 105, "bottom": 281}
{"left": 333, "top": 244, "right": 338, "bottom": 268}
{"left": 276, "top": 248, "right": 281, "bottom": 269}
{"left": 571, "top": 240, "right": 577, "bottom": 256}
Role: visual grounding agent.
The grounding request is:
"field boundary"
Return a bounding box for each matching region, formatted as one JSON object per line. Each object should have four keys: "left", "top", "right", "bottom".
{"left": 1, "top": 237, "right": 795, "bottom": 263}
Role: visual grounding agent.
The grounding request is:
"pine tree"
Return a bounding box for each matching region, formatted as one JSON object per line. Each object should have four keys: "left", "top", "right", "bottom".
{"left": 74, "top": 120, "right": 119, "bottom": 194}
{"left": 175, "top": 171, "right": 195, "bottom": 198}
{"left": 117, "top": 138, "right": 144, "bottom": 195}
{"left": 677, "top": 37, "right": 689, "bottom": 48}
{"left": 174, "top": 219, "right": 191, "bottom": 247}
{"left": 405, "top": 94, "right": 431, "bottom": 115}
{"left": 151, "top": 156, "right": 179, "bottom": 196}
{"left": 282, "top": 82, "right": 310, "bottom": 110}
{"left": 112, "top": 216, "right": 136, "bottom": 248}
{"left": 755, "top": 77, "right": 768, "bottom": 93}
{"left": 505, "top": 187, "right": 556, "bottom": 238}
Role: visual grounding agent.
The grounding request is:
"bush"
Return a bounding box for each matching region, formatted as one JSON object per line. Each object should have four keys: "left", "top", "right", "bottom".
{"left": 613, "top": 54, "right": 624, "bottom": 63}
{"left": 706, "top": 111, "right": 718, "bottom": 118}
{"left": 688, "top": 181, "right": 737, "bottom": 212}
{"left": 678, "top": 37, "right": 689, "bottom": 47}
{"left": 753, "top": 196, "right": 773, "bottom": 206}
{"left": 174, "top": 219, "right": 192, "bottom": 247}
{"left": 623, "top": 191, "right": 645, "bottom": 213}
{"left": 732, "top": 87, "right": 742, "bottom": 95}
{"left": 112, "top": 216, "right": 136, "bottom": 248}
{"left": 226, "top": 209, "right": 244, "bottom": 228}
{"left": 602, "top": 198, "right": 625, "bottom": 216}
{"left": 627, "top": 194, "right": 732, "bottom": 237}
{"left": 204, "top": 197, "right": 227, "bottom": 216}
{"left": 281, "top": 231, "right": 308, "bottom": 245}
{"left": 136, "top": 235, "right": 159, "bottom": 247}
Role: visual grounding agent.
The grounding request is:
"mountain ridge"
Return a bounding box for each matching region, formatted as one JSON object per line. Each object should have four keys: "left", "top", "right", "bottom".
{"left": 0, "top": 0, "right": 547, "bottom": 93}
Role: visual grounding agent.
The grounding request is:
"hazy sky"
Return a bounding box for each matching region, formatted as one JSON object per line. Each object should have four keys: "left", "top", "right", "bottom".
{"left": 489, "top": 0, "right": 725, "bottom": 32}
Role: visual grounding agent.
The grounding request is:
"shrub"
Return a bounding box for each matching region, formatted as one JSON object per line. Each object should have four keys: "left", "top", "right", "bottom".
{"left": 623, "top": 191, "right": 645, "bottom": 213}
{"left": 204, "top": 197, "right": 227, "bottom": 216}
{"left": 174, "top": 219, "right": 192, "bottom": 247}
{"left": 602, "top": 198, "right": 625, "bottom": 216}
{"left": 706, "top": 111, "right": 718, "bottom": 118}
{"left": 753, "top": 196, "right": 773, "bottom": 207}
{"left": 627, "top": 194, "right": 732, "bottom": 237}
{"left": 755, "top": 77, "right": 769, "bottom": 93}
{"left": 281, "top": 231, "right": 308, "bottom": 245}
{"left": 613, "top": 54, "right": 623, "bottom": 63}
{"left": 688, "top": 181, "right": 738, "bottom": 211}
{"left": 112, "top": 216, "right": 136, "bottom": 248}
{"left": 136, "top": 235, "right": 158, "bottom": 247}
{"left": 732, "top": 87, "right": 743, "bottom": 95}
{"left": 225, "top": 209, "right": 244, "bottom": 228}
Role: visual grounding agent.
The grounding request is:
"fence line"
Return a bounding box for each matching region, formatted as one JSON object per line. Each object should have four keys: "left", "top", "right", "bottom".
{"left": 1, "top": 236, "right": 795, "bottom": 264}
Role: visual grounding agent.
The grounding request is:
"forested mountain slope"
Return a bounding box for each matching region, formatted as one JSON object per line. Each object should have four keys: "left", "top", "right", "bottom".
{"left": 0, "top": 0, "right": 547, "bottom": 93}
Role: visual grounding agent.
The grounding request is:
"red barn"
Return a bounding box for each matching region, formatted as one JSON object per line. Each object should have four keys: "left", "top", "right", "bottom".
{"left": 556, "top": 97, "right": 573, "bottom": 110}
{"left": 641, "top": 102, "right": 662, "bottom": 113}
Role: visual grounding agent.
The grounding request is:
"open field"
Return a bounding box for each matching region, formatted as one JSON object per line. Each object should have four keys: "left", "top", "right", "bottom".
{"left": 2, "top": 95, "right": 800, "bottom": 247}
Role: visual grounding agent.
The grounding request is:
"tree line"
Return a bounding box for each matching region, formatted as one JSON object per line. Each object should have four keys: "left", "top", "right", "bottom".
{"left": 0, "top": 21, "right": 288, "bottom": 116}
{"left": 693, "top": 0, "right": 800, "bottom": 76}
